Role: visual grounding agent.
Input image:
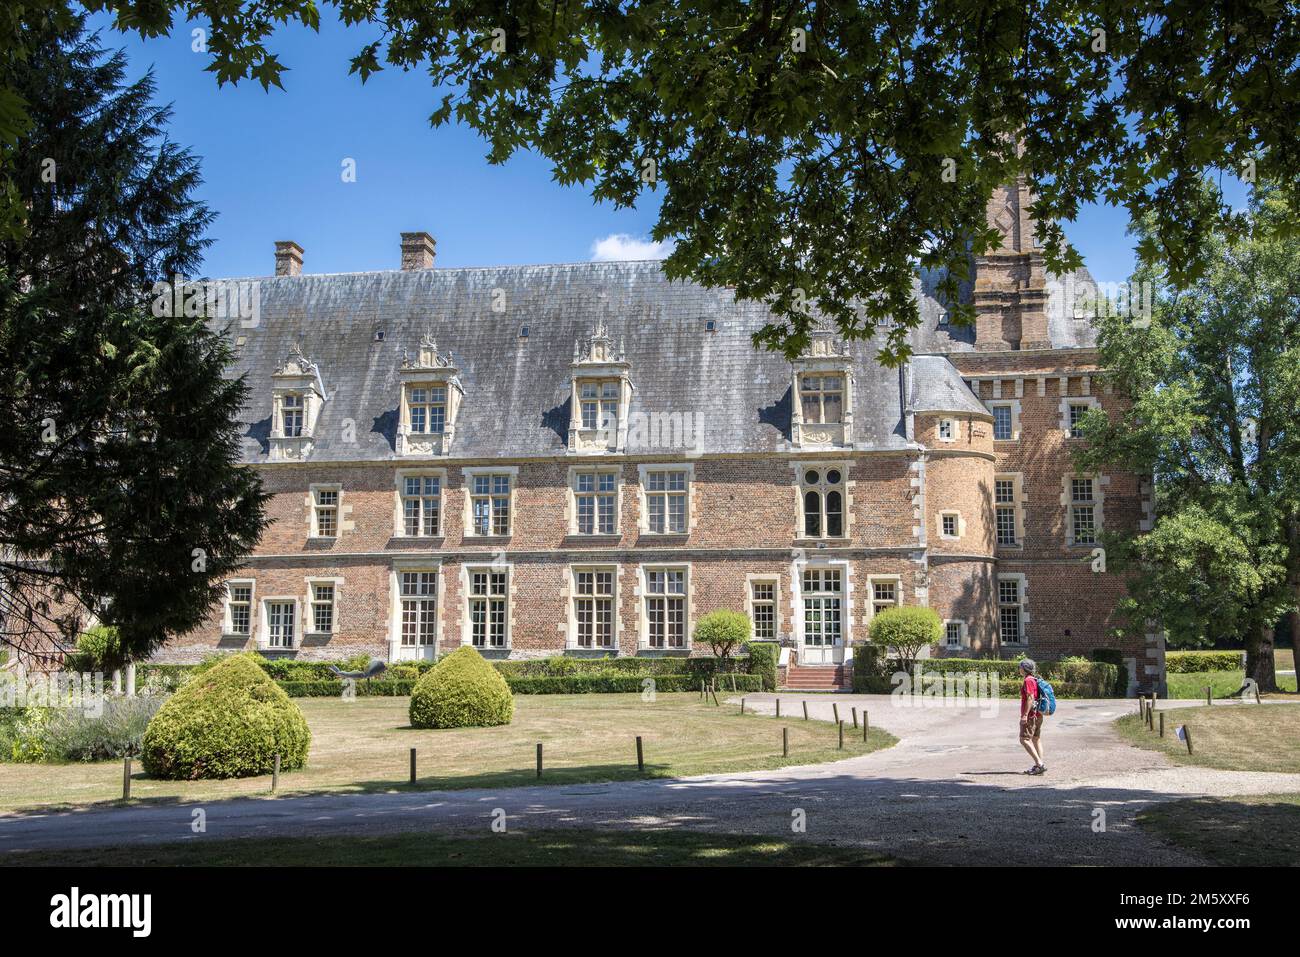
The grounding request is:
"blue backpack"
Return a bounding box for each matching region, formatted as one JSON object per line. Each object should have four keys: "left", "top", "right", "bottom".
{"left": 1035, "top": 677, "right": 1057, "bottom": 715}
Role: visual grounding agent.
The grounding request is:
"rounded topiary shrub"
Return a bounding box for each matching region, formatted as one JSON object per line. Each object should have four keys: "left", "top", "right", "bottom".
{"left": 409, "top": 646, "right": 514, "bottom": 729}
{"left": 142, "top": 653, "right": 311, "bottom": 780}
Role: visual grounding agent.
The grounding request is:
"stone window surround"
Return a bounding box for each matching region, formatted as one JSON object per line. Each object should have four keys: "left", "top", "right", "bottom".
{"left": 258, "top": 594, "right": 301, "bottom": 651}
{"left": 943, "top": 618, "right": 968, "bottom": 650}
{"left": 994, "top": 472, "right": 1027, "bottom": 548}
{"left": 461, "top": 561, "right": 514, "bottom": 652}
{"left": 635, "top": 562, "right": 692, "bottom": 652}
{"left": 745, "top": 573, "right": 781, "bottom": 641}
{"left": 567, "top": 464, "right": 623, "bottom": 537}
{"left": 636, "top": 462, "right": 696, "bottom": 535}
{"left": 792, "top": 460, "right": 853, "bottom": 541}
{"left": 393, "top": 467, "right": 448, "bottom": 539}
{"left": 997, "top": 572, "right": 1030, "bottom": 647}
{"left": 462, "top": 465, "right": 520, "bottom": 539}
{"left": 387, "top": 557, "right": 444, "bottom": 661}
{"left": 565, "top": 563, "right": 622, "bottom": 651}
{"left": 307, "top": 482, "right": 344, "bottom": 539}
{"left": 864, "top": 573, "right": 903, "bottom": 625}
{"left": 987, "top": 398, "right": 1022, "bottom": 442}
{"left": 1060, "top": 394, "right": 1100, "bottom": 437}
{"left": 936, "top": 510, "right": 965, "bottom": 541}
{"left": 791, "top": 558, "right": 855, "bottom": 646}
{"left": 937, "top": 417, "right": 959, "bottom": 443}
{"left": 222, "top": 578, "right": 256, "bottom": 638}
{"left": 1062, "top": 472, "right": 1108, "bottom": 548}
{"left": 304, "top": 575, "right": 343, "bottom": 637}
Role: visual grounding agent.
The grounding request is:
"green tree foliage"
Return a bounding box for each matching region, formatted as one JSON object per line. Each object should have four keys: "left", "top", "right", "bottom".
{"left": 866, "top": 606, "right": 942, "bottom": 672}
{"left": 693, "top": 610, "right": 750, "bottom": 663}
{"left": 142, "top": 653, "right": 311, "bottom": 779}
{"left": 1077, "top": 180, "right": 1300, "bottom": 691}
{"left": 409, "top": 646, "right": 515, "bottom": 729}
{"left": 4, "top": 2, "right": 1295, "bottom": 358}
{"left": 0, "top": 14, "right": 267, "bottom": 665}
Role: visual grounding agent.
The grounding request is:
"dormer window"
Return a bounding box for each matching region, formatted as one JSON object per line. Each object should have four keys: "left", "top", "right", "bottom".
{"left": 569, "top": 321, "right": 632, "bottom": 453}
{"left": 269, "top": 344, "right": 326, "bottom": 461}
{"left": 408, "top": 385, "right": 447, "bottom": 435}
{"left": 280, "top": 393, "right": 304, "bottom": 437}
{"left": 398, "top": 333, "right": 462, "bottom": 456}
{"left": 580, "top": 380, "right": 620, "bottom": 431}
{"left": 790, "top": 329, "right": 853, "bottom": 448}
{"left": 799, "top": 375, "right": 843, "bottom": 425}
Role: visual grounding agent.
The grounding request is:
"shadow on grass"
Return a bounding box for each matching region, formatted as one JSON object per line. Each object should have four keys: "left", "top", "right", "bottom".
{"left": 1138, "top": 794, "right": 1300, "bottom": 866}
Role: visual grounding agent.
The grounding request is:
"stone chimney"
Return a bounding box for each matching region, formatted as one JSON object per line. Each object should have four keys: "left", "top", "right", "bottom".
{"left": 274, "top": 241, "right": 303, "bottom": 277}
{"left": 973, "top": 178, "right": 1051, "bottom": 351}
{"left": 400, "top": 232, "right": 436, "bottom": 270}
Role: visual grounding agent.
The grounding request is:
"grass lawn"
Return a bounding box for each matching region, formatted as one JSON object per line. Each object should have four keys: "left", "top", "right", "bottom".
{"left": 1114, "top": 702, "right": 1300, "bottom": 772}
{"left": 1139, "top": 794, "right": 1300, "bottom": 866}
{"left": 4, "top": 828, "right": 896, "bottom": 867}
{"left": 0, "top": 693, "right": 895, "bottom": 812}
{"left": 1166, "top": 669, "right": 1296, "bottom": 699}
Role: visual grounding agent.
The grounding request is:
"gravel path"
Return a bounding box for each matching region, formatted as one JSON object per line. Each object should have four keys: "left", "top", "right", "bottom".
{"left": 2, "top": 695, "right": 1297, "bottom": 865}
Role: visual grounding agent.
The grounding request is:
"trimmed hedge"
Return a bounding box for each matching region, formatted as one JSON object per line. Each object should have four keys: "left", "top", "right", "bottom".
{"left": 503, "top": 673, "right": 764, "bottom": 695}
{"left": 851, "top": 655, "right": 1118, "bottom": 698}
{"left": 142, "top": 653, "right": 311, "bottom": 780}
{"left": 1166, "top": 650, "right": 1245, "bottom": 673}
{"left": 1090, "top": 648, "right": 1129, "bottom": 697}
{"left": 745, "top": 643, "right": 778, "bottom": 691}
{"left": 410, "top": 646, "right": 514, "bottom": 728}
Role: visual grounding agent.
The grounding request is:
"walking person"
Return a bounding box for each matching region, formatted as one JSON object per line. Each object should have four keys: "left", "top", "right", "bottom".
{"left": 1018, "top": 658, "right": 1046, "bottom": 775}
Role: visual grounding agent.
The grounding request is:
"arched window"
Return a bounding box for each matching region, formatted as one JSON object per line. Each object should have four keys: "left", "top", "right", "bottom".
{"left": 803, "top": 490, "right": 822, "bottom": 537}
{"left": 800, "top": 467, "right": 845, "bottom": 538}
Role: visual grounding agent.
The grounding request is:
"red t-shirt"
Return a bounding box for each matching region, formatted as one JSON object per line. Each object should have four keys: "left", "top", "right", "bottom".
{"left": 1020, "top": 675, "right": 1039, "bottom": 718}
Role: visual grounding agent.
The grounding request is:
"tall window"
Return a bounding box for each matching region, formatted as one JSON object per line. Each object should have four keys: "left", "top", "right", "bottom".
{"left": 800, "top": 375, "right": 843, "bottom": 424}
{"left": 1068, "top": 402, "right": 1090, "bottom": 438}
{"left": 265, "top": 600, "right": 295, "bottom": 649}
{"left": 575, "top": 470, "right": 618, "bottom": 535}
{"left": 408, "top": 385, "right": 447, "bottom": 435}
{"left": 750, "top": 580, "right": 777, "bottom": 639}
{"left": 400, "top": 571, "right": 437, "bottom": 649}
{"left": 402, "top": 475, "right": 441, "bottom": 537}
{"left": 226, "top": 583, "right": 252, "bottom": 636}
{"left": 470, "top": 474, "right": 512, "bottom": 536}
{"left": 992, "top": 405, "right": 1013, "bottom": 440}
{"left": 310, "top": 582, "right": 335, "bottom": 634}
{"left": 645, "top": 469, "right": 688, "bottom": 534}
{"left": 802, "top": 569, "right": 842, "bottom": 647}
{"left": 313, "top": 488, "right": 339, "bottom": 537}
{"left": 871, "top": 580, "right": 899, "bottom": 618}
{"left": 580, "top": 379, "right": 620, "bottom": 430}
{"left": 999, "top": 577, "right": 1025, "bottom": 645}
{"left": 995, "top": 477, "right": 1018, "bottom": 546}
{"left": 280, "top": 393, "right": 304, "bottom": 437}
{"left": 801, "top": 467, "right": 844, "bottom": 538}
{"left": 945, "top": 621, "right": 965, "bottom": 649}
{"left": 1071, "top": 477, "right": 1097, "bottom": 545}
{"left": 468, "top": 569, "right": 508, "bottom": 648}
{"left": 644, "top": 568, "right": 686, "bottom": 649}
{"left": 574, "top": 568, "right": 615, "bottom": 649}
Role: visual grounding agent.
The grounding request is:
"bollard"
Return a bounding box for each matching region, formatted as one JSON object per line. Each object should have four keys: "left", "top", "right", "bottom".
{"left": 272, "top": 753, "right": 281, "bottom": 792}
{"left": 1254, "top": 685, "right": 1262, "bottom": 705}
{"left": 852, "top": 706, "right": 858, "bottom": 729}
{"left": 832, "top": 702, "right": 840, "bottom": 725}
{"left": 740, "top": 697, "right": 745, "bottom": 714}
{"left": 410, "top": 747, "right": 417, "bottom": 784}
{"left": 838, "top": 720, "right": 844, "bottom": 750}
{"left": 802, "top": 700, "right": 809, "bottom": 721}
{"left": 1206, "top": 685, "right": 1212, "bottom": 706}
{"left": 536, "top": 742, "right": 543, "bottom": 778}
{"left": 1147, "top": 698, "right": 1155, "bottom": 730}
{"left": 636, "top": 735, "right": 644, "bottom": 772}
{"left": 776, "top": 698, "right": 781, "bottom": 718}
{"left": 1182, "top": 725, "right": 1194, "bottom": 755}
{"left": 122, "top": 756, "right": 131, "bottom": 801}
{"left": 1159, "top": 712, "right": 1165, "bottom": 737}
{"left": 711, "top": 688, "right": 720, "bottom": 707}
{"left": 782, "top": 727, "right": 788, "bottom": 757}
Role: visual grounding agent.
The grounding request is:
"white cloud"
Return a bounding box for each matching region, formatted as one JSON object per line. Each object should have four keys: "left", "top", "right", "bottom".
{"left": 589, "top": 233, "right": 675, "bottom": 262}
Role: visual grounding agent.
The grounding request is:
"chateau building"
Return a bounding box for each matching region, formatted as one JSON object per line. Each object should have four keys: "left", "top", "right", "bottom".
{"left": 159, "top": 186, "right": 1165, "bottom": 694}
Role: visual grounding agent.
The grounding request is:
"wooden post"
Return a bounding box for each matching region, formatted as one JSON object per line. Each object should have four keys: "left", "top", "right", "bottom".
{"left": 838, "top": 720, "right": 844, "bottom": 750}
{"left": 851, "top": 706, "right": 858, "bottom": 729}
{"left": 1147, "top": 698, "right": 1154, "bottom": 730}
{"left": 536, "top": 743, "right": 543, "bottom": 778}
{"left": 1182, "top": 725, "right": 1194, "bottom": 755}
{"left": 272, "top": 753, "right": 281, "bottom": 792}
{"left": 409, "top": 747, "right": 417, "bottom": 784}
{"left": 832, "top": 702, "right": 840, "bottom": 724}
{"left": 636, "top": 735, "right": 644, "bottom": 772}
{"left": 1254, "top": 685, "right": 1262, "bottom": 705}
{"left": 1205, "top": 685, "right": 1212, "bottom": 706}
{"left": 863, "top": 710, "right": 869, "bottom": 741}
{"left": 122, "top": 756, "right": 131, "bottom": 801}
{"left": 1159, "top": 712, "right": 1165, "bottom": 737}
{"left": 740, "top": 697, "right": 746, "bottom": 714}
{"left": 776, "top": 698, "right": 781, "bottom": 718}
{"left": 782, "top": 727, "right": 789, "bottom": 757}
{"left": 711, "top": 688, "right": 720, "bottom": 707}
{"left": 802, "top": 700, "right": 809, "bottom": 721}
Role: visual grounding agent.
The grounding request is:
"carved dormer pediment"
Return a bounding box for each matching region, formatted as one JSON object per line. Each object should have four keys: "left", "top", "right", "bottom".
{"left": 569, "top": 320, "right": 632, "bottom": 454}
{"left": 397, "top": 331, "right": 463, "bottom": 457}
{"left": 791, "top": 326, "right": 855, "bottom": 448}
{"left": 269, "top": 343, "right": 326, "bottom": 461}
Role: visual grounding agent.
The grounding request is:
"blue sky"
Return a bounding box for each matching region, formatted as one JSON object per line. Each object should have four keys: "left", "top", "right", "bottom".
{"left": 91, "top": 10, "right": 1235, "bottom": 287}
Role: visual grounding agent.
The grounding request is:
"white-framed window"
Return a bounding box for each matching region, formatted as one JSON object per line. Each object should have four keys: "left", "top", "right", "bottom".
{"left": 998, "top": 575, "right": 1027, "bottom": 645}
{"left": 280, "top": 392, "right": 304, "bottom": 437}
{"left": 407, "top": 384, "right": 447, "bottom": 435}
{"left": 467, "top": 567, "right": 509, "bottom": 649}
{"left": 308, "top": 581, "right": 336, "bottom": 635}
{"left": 644, "top": 468, "right": 689, "bottom": 534}
{"left": 469, "top": 472, "right": 512, "bottom": 536}
{"left": 1060, "top": 395, "right": 1100, "bottom": 438}
{"left": 869, "top": 577, "right": 901, "bottom": 618}
{"left": 1068, "top": 402, "right": 1090, "bottom": 438}
{"left": 224, "top": 580, "right": 254, "bottom": 636}
{"left": 579, "top": 379, "right": 621, "bottom": 431}
{"left": 311, "top": 486, "right": 340, "bottom": 538}
{"left": 643, "top": 566, "right": 688, "bottom": 649}
{"left": 939, "top": 511, "right": 961, "bottom": 540}
{"left": 574, "top": 469, "right": 618, "bottom": 535}
{"left": 400, "top": 474, "right": 442, "bottom": 537}
{"left": 1070, "top": 476, "right": 1098, "bottom": 545}
{"left": 944, "top": 620, "right": 967, "bottom": 650}
{"left": 799, "top": 375, "right": 844, "bottom": 424}
{"left": 937, "top": 418, "right": 957, "bottom": 442}
{"left": 800, "top": 464, "right": 846, "bottom": 538}
{"left": 992, "top": 404, "right": 1014, "bottom": 441}
{"left": 262, "top": 599, "right": 297, "bottom": 649}
{"left": 802, "top": 568, "right": 843, "bottom": 647}
{"left": 994, "top": 474, "right": 1021, "bottom": 547}
{"left": 573, "top": 566, "right": 616, "bottom": 649}
{"left": 748, "top": 578, "right": 779, "bottom": 640}
{"left": 399, "top": 570, "right": 438, "bottom": 649}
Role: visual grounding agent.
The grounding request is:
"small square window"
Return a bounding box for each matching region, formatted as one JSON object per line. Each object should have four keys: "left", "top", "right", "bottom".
{"left": 941, "top": 513, "right": 958, "bottom": 538}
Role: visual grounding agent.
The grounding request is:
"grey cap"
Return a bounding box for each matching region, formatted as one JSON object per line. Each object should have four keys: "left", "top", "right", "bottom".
{"left": 1018, "top": 658, "right": 1037, "bottom": 674}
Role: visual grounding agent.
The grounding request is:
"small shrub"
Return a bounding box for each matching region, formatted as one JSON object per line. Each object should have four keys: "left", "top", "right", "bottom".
{"left": 694, "top": 610, "right": 751, "bottom": 663}
{"left": 36, "top": 696, "right": 164, "bottom": 762}
{"left": 142, "top": 653, "right": 310, "bottom": 780}
{"left": 409, "top": 646, "right": 514, "bottom": 729}
{"left": 867, "top": 606, "right": 942, "bottom": 671}
{"left": 744, "top": 642, "right": 778, "bottom": 691}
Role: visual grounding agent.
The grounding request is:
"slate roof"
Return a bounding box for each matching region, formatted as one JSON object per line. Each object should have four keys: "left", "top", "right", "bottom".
{"left": 217, "top": 259, "right": 1095, "bottom": 464}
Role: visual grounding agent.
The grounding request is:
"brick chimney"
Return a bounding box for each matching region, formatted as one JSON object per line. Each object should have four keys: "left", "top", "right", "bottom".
{"left": 973, "top": 178, "right": 1051, "bottom": 351}
{"left": 400, "top": 232, "right": 436, "bottom": 270}
{"left": 274, "top": 241, "right": 303, "bottom": 277}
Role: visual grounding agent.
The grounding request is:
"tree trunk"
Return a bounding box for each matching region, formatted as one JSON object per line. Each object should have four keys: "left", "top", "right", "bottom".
{"left": 1245, "top": 621, "right": 1278, "bottom": 693}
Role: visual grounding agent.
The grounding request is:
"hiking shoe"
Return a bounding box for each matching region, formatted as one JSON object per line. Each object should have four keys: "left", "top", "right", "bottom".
{"left": 1029, "top": 765, "right": 1046, "bottom": 775}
